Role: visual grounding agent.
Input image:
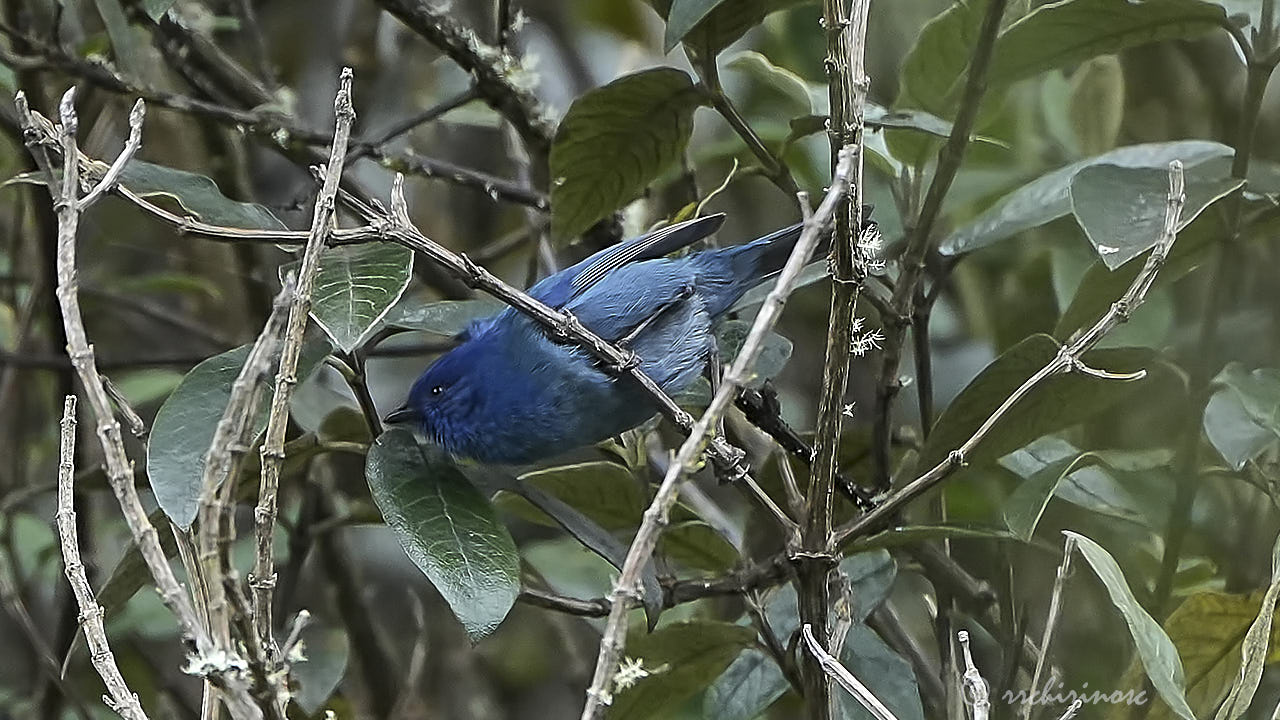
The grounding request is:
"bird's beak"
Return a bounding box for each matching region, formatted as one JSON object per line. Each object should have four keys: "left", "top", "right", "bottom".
{"left": 382, "top": 404, "right": 419, "bottom": 425}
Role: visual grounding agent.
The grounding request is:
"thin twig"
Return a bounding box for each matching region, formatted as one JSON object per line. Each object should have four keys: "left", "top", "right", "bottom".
{"left": 251, "top": 68, "right": 357, "bottom": 659}
{"left": 958, "top": 630, "right": 990, "bottom": 720}
{"left": 801, "top": 624, "right": 899, "bottom": 720}
{"left": 16, "top": 87, "right": 262, "bottom": 720}
{"left": 871, "top": 0, "right": 1010, "bottom": 488}
{"left": 836, "top": 160, "right": 1187, "bottom": 544}
{"left": 579, "top": 148, "right": 858, "bottom": 720}
{"left": 1023, "top": 534, "right": 1077, "bottom": 720}
{"left": 347, "top": 86, "right": 478, "bottom": 162}
{"left": 53, "top": 396, "right": 148, "bottom": 720}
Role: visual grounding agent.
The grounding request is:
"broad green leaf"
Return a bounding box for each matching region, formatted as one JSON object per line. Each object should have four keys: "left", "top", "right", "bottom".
{"left": 941, "top": 141, "right": 1231, "bottom": 256}
{"left": 839, "top": 623, "right": 925, "bottom": 720}
{"left": 382, "top": 297, "right": 504, "bottom": 337}
{"left": 986, "top": 0, "right": 1226, "bottom": 89}
{"left": 704, "top": 648, "right": 788, "bottom": 720}
{"left": 897, "top": 0, "right": 990, "bottom": 115}
{"left": 650, "top": 0, "right": 814, "bottom": 56}
{"left": 1003, "top": 453, "right": 1100, "bottom": 541}
{"left": 660, "top": 521, "right": 739, "bottom": 572}
{"left": 550, "top": 68, "right": 703, "bottom": 241}
{"left": 146, "top": 338, "right": 330, "bottom": 528}
{"left": 611, "top": 622, "right": 756, "bottom": 719}
{"left": 495, "top": 462, "right": 644, "bottom": 530}
{"left": 665, "top": 0, "right": 730, "bottom": 51}
{"left": 366, "top": 430, "right": 519, "bottom": 641}
{"left": 1069, "top": 56, "right": 1126, "bottom": 155}
{"left": 724, "top": 50, "right": 812, "bottom": 116}
{"left": 1204, "top": 364, "right": 1280, "bottom": 469}
{"left": 999, "top": 438, "right": 1160, "bottom": 526}
{"left": 1215, "top": 533, "right": 1280, "bottom": 720}
{"left": 918, "top": 334, "right": 1164, "bottom": 471}
{"left": 1070, "top": 164, "right": 1243, "bottom": 269}
{"left": 1067, "top": 531, "right": 1195, "bottom": 720}
{"left": 283, "top": 242, "right": 413, "bottom": 352}
{"left": 119, "top": 161, "right": 286, "bottom": 230}
{"left": 292, "top": 623, "right": 349, "bottom": 715}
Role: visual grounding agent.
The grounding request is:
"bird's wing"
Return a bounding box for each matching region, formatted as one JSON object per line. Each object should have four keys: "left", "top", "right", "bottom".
{"left": 528, "top": 213, "right": 725, "bottom": 308}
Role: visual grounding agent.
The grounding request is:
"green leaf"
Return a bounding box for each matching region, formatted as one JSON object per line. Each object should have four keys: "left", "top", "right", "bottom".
{"left": 844, "top": 524, "right": 1019, "bottom": 553}
{"left": 660, "top": 521, "right": 740, "bottom": 572}
{"left": 999, "top": 438, "right": 1160, "bottom": 526}
{"left": 365, "top": 430, "right": 519, "bottom": 641}
{"left": 146, "top": 338, "right": 330, "bottom": 528}
{"left": 382, "top": 297, "right": 505, "bottom": 337}
{"left": 650, "top": 0, "right": 814, "bottom": 56}
{"left": 292, "top": 623, "right": 349, "bottom": 715}
{"left": 704, "top": 648, "right": 788, "bottom": 720}
{"left": 610, "top": 621, "right": 757, "bottom": 720}
{"left": 1204, "top": 364, "right": 1280, "bottom": 469}
{"left": 110, "top": 369, "right": 184, "bottom": 406}
{"left": 496, "top": 462, "right": 644, "bottom": 531}
{"left": 918, "top": 334, "right": 1164, "bottom": 471}
{"left": 724, "top": 50, "right": 812, "bottom": 116}
{"left": 119, "top": 161, "right": 286, "bottom": 230}
{"left": 941, "top": 141, "right": 1231, "bottom": 256}
{"left": 1069, "top": 56, "right": 1126, "bottom": 155}
{"left": 283, "top": 242, "right": 413, "bottom": 352}
{"left": 838, "top": 623, "right": 925, "bottom": 720}
{"left": 897, "top": 0, "right": 990, "bottom": 115}
{"left": 1070, "top": 164, "right": 1243, "bottom": 269}
{"left": 142, "top": 0, "right": 176, "bottom": 19}
{"left": 550, "top": 68, "right": 703, "bottom": 241}
{"left": 1067, "top": 531, "right": 1195, "bottom": 720}
{"left": 664, "top": 0, "right": 730, "bottom": 52}
{"left": 715, "top": 319, "right": 793, "bottom": 385}
{"left": 986, "top": 0, "right": 1226, "bottom": 89}
{"left": 1215, "top": 533, "right": 1280, "bottom": 720}
{"left": 1003, "top": 453, "right": 1100, "bottom": 541}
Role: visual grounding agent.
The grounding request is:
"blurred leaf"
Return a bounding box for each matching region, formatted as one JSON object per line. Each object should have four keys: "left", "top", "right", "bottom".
{"left": 118, "top": 161, "right": 286, "bottom": 230}
{"left": 1204, "top": 364, "right": 1280, "bottom": 470}
{"left": 725, "top": 50, "right": 812, "bottom": 116}
{"left": 704, "top": 648, "right": 787, "bottom": 720}
{"left": 1067, "top": 531, "right": 1195, "bottom": 720}
{"left": 660, "top": 521, "right": 739, "bottom": 572}
{"left": 292, "top": 623, "right": 349, "bottom": 715}
{"left": 1069, "top": 55, "right": 1126, "bottom": 155}
{"left": 282, "top": 242, "right": 413, "bottom": 352}
{"left": 610, "top": 621, "right": 756, "bottom": 720}
{"left": 987, "top": 0, "right": 1226, "bottom": 89}
{"left": 838, "top": 623, "right": 925, "bottom": 720}
{"left": 665, "top": 0, "right": 730, "bottom": 51}
{"left": 550, "top": 68, "right": 702, "bottom": 241}
{"left": 115, "top": 272, "right": 222, "bottom": 302}
{"left": 1214, "top": 533, "right": 1280, "bottom": 720}
{"left": 898, "top": 0, "right": 990, "bottom": 115}
{"left": 919, "top": 334, "right": 1163, "bottom": 471}
{"left": 93, "top": 0, "right": 148, "bottom": 78}
{"left": 382, "top": 297, "right": 504, "bottom": 337}
{"left": 730, "top": 260, "right": 827, "bottom": 311}
{"left": 110, "top": 368, "right": 184, "bottom": 406}
{"left": 580, "top": 0, "right": 650, "bottom": 42}
{"left": 650, "top": 0, "right": 814, "bottom": 56}
{"left": 365, "top": 430, "right": 519, "bottom": 641}
{"left": 941, "top": 141, "right": 1231, "bottom": 256}
{"left": 142, "top": 0, "right": 176, "bottom": 18}
{"left": 146, "top": 338, "right": 330, "bottom": 528}
{"left": 715, "top": 319, "right": 793, "bottom": 385}
{"left": 999, "top": 438, "right": 1158, "bottom": 526}
{"left": 496, "top": 462, "right": 644, "bottom": 530}
{"left": 1070, "top": 164, "right": 1243, "bottom": 269}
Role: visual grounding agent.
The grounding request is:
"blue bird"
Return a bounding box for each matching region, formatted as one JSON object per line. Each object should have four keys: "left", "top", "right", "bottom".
{"left": 383, "top": 213, "right": 813, "bottom": 464}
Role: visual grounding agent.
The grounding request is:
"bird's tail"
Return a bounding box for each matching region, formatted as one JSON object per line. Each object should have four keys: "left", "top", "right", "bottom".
{"left": 697, "top": 206, "right": 873, "bottom": 317}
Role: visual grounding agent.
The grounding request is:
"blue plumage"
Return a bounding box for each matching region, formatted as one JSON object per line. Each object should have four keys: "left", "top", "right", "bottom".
{"left": 384, "top": 214, "right": 807, "bottom": 464}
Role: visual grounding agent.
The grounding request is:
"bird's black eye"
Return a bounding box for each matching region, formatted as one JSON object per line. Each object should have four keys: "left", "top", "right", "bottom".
{"left": 430, "top": 385, "right": 445, "bottom": 397}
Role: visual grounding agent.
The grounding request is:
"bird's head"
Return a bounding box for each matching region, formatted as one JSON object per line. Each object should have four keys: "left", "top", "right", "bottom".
{"left": 383, "top": 342, "right": 483, "bottom": 450}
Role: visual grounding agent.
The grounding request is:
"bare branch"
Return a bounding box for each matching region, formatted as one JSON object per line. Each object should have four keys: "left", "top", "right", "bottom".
{"left": 579, "top": 148, "right": 858, "bottom": 719}
{"left": 54, "top": 396, "right": 148, "bottom": 720}
{"left": 251, "top": 68, "right": 357, "bottom": 659}
{"left": 1023, "top": 534, "right": 1077, "bottom": 720}
{"left": 958, "top": 630, "right": 989, "bottom": 720}
{"left": 836, "top": 161, "right": 1187, "bottom": 544}
{"left": 801, "top": 624, "right": 899, "bottom": 720}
